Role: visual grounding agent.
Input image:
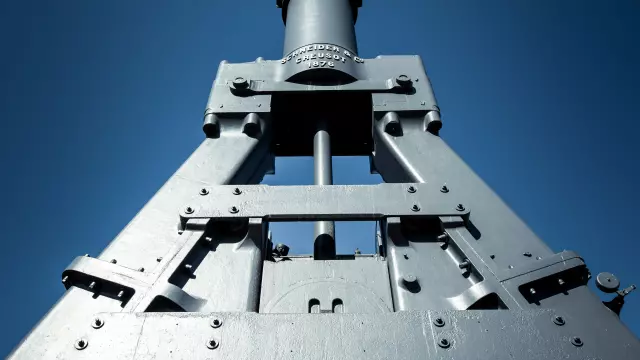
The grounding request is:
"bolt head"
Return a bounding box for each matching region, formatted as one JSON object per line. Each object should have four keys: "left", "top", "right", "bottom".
{"left": 571, "top": 336, "right": 583, "bottom": 347}
{"left": 211, "top": 318, "right": 222, "bottom": 328}
{"left": 407, "top": 186, "right": 416, "bottom": 193}
{"left": 199, "top": 188, "right": 209, "bottom": 196}
{"left": 440, "top": 185, "right": 449, "bottom": 193}
{"left": 411, "top": 204, "right": 420, "bottom": 212}
{"left": 434, "top": 317, "right": 445, "bottom": 327}
{"left": 456, "top": 204, "right": 465, "bottom": 211}
{"left": 403, "top": 274, "right": 417, "bottom": 284}
{"left": 74, "top": 338, "right": 88, "bottom": 350}
{"left": 233, "top": 77, "right": 248, "bottom": 88}
{"left": 110, "top": 259, "right": 117, "bottom": 264}
{"left": 229, "top": 206, "right": 239, "bottom": 214}
{"left": 553, "top": 316, "right": 565, "bottom": 326}
{"left": 396, "top": 74, "right": 412, "bottom": 87}
{"left": 233, "top": 188, "right": 242, "bottom": 195}
{"left": 92, "top": 317, "right": 104, "bottom": 329}
{"left": 438, "top": 338, "right": 451, "bottom": 348}
{"left": 206, "top": 338, "right": 219, "bottom": 349}
{"left": 138, "top": 267, "right": 145, "bottom": 272}
{"left": 185, "top": 206, "right": 194, "bottom": 214}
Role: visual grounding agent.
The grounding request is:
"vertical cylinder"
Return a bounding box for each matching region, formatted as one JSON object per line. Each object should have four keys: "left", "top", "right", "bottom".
{"left": 283, "top": 0, "right": 358, "bottom": 56}
{"left": 313, "top": 121, "right": 336, "bottom": 260}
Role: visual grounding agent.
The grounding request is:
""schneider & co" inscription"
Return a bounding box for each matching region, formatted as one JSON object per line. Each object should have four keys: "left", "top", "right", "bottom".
{"left": 281, "top": 44, "right": 365, "bottom": 68}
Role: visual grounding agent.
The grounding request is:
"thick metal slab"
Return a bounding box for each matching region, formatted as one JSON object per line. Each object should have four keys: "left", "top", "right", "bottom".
{"left": 48, "top": 310, "right": 639, "bottom": 359}
{"left": 180, "top": 183, "right": 469, "bottom": 223}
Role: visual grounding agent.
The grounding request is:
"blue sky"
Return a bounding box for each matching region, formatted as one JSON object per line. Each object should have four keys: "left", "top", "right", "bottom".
{"left": 1, "top": 0, "right": 638, "bottom": 356}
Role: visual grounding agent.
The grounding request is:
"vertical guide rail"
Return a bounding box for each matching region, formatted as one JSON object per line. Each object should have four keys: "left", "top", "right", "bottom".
{"left": 313, "top": 120, "right": 336, "bottom": 259}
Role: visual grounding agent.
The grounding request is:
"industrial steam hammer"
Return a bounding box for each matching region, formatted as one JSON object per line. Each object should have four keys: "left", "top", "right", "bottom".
{"left": 9, "top": 0, "right": 638, "bottom": 359}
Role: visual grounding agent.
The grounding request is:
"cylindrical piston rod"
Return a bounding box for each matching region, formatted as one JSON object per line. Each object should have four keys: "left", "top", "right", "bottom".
{"left": 313, "top": 121, "right": 336, "bottom": 260}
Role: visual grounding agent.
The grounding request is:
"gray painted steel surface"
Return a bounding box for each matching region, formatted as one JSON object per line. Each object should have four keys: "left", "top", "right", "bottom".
{"left": 9, "top": 0, "right": 638, "bottom": 359}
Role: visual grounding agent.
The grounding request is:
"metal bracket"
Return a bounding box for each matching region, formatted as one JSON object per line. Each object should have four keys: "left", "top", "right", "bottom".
{"left": 229, "top": 77, "right": 413, "bottom": 96}
{"left": 179, "top": 183, "right": 470, "bottom": 227}
{"left": 61, "top": 256, "right": 151, "bottom": 304}
{"left": 497, "top": 250, "right": 585, "bottom": 282}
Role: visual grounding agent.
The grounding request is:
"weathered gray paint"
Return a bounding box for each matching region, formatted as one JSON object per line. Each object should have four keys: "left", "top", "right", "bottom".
{"left": 9, "top": 1, "right": 638, "bottom": 359}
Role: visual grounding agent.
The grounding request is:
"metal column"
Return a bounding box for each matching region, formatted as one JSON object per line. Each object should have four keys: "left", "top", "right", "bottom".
{"left": 313, "top": 121, "right": 336, "bottom": 260}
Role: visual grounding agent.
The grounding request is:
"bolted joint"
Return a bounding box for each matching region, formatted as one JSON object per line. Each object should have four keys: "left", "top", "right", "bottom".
{"left": 206, "top": 338, "right": 219, "bottom": 349}
{"left": 395, "top": 74, "right": 413, "bottom": 88}
{"left": 438, "top": 338, "right": 451, "bottom": 349}
{"left": 382, "top": 112, "right": 402, "bottom": 136}
{"left": 401, "top": 273, "right": 420, "bottom": 293}
{"left": 74, "top": 338, "right": 88, "bottom": 350}
{"left": 232, "top": 76, "right": 249, "bottom": 89}
{"left": 92, "top": 317, "right": 104, "bottom": 329}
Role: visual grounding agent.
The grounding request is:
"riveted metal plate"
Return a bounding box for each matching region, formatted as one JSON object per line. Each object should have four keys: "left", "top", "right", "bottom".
{"left": 179, "top": 184, "right": 470, "bottom": 223}
{"left": 52, "top": 310, "right": 638, "bottom": 359}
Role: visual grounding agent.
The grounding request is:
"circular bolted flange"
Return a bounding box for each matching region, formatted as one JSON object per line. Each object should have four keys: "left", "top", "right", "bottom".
{"left": 92, "top": 317, "right": 104, "bottom": 329}
{"left": 596, "top": 272, "right": 620, "bottom": 293}
{"left": 74, "top": 338, "right": 88, "bottom": 350}
{"left": 438, "top": 338, "right": 451, "bottom": 349}
{"left": 206, "top": 338, "right": 219, "bottom": 349}
{"left": 571, "top": 336, "right": 583, "bottom": 347}
{"left": 433, "top": 317, "right": 445, "bottom": 327}
{"left": 211, "top": 318, "right": 222, "bottom": 328}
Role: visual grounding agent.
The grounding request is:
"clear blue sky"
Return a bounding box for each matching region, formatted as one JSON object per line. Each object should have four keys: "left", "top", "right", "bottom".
{"left": 1, "top": 0, "right": 638, "bottom": 356}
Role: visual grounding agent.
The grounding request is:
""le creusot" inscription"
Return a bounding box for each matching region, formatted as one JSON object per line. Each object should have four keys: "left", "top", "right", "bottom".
{"left": 281, "top": 44, "right": 364, "bottom": 68}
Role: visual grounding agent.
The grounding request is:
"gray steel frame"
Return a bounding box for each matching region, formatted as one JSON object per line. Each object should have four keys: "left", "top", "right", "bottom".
{"left": 9, "top": 0, "right": 638, "bottom": 359}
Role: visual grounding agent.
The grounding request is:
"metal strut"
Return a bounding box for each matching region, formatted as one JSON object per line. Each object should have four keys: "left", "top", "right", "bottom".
{"left": 313, "top": 121, "right": 336, "bottom": 260}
